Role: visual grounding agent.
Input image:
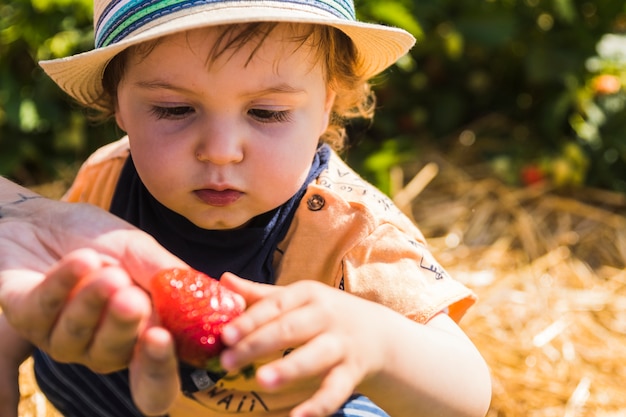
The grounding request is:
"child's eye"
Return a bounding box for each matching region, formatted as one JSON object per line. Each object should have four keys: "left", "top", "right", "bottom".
{"left": 248, "top": 108, "right": 291, "bottom": 123}
{"left": 150, "top": 106, "right": 194, "bottom": 120}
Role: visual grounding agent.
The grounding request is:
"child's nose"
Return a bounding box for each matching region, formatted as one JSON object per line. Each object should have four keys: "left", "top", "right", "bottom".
{"left": 195, "top": 120, "right": 244, "bottom": 165}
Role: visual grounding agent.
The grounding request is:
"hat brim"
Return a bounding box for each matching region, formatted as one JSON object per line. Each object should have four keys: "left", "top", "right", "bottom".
{"left": 39, "top": 4, "right": 416, "bottom": 111}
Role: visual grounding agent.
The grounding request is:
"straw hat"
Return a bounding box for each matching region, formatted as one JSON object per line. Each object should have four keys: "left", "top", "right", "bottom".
{"left": 39, "top": 0, "right": 416, "bottom": 111}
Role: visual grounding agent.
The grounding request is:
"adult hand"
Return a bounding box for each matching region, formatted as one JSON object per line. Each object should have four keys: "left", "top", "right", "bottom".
{"left": 16, "top": 251, "right": 181, "bottom": 416}
{"left": 0, "top": 185, "right": 184, "bottom": 364}
{"left": 0, "top": 180, "right": 184, "bottom": 289}
{"left": 0, "top": 314, "right": 32, "bottom": 417}
{"left": 0, "top": 179, "right": 186, "bottom": 415}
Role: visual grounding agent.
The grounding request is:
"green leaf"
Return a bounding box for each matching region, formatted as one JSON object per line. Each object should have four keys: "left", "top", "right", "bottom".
{"left": 369, "top": 2, "right": 423, "bottom": 39}
{"left": 19, "top": 99, "right": 41, "bottom": 132}
{"left": 455, "top": 13, "right": 518, "bottom": 47}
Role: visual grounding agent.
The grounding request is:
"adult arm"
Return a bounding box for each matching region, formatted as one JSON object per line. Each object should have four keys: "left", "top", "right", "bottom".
{"left": 0, "top": 314, "right": 32, "bottom": 417}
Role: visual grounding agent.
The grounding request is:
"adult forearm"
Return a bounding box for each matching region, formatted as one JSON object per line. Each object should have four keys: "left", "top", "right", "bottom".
{"left": 0, "top": 176, "right": 36, "bottom": 199}
{"left": 1, "top": 176, "right": 183, "bottom": 287}
{"left": 0, "top": 177, "right": 45, "bottom": 218}
{"left": 0, "top": 314, "right": 33, "bottom": 363}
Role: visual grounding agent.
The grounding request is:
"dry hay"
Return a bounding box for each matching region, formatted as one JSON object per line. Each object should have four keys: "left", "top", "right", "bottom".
{"left": 397, "top": 154, "right": 626, "bottom": 417}
{"left": 18, "top": 358, "right": 59, "bottom": 417}
{"left": 17, "top": 156, "right": 626, "bottom": 416}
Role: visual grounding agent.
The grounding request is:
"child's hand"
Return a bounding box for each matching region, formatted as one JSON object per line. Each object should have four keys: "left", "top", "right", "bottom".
{"left": 218, "top": 273, "right": 391, "bottom": 417}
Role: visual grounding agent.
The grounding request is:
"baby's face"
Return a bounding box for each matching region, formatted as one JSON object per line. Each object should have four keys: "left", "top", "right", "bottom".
{"left": 115, "top": 24, "right": 335, "bottom": 230}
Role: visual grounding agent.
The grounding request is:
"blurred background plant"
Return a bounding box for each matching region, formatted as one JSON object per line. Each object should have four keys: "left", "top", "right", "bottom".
{"left": 352, "top": 0, "right": 626, "bottom": 194}
{"left": 2, "top": 0, "right": 626, "bottom": 194}
{"left": 0, "top": 0, "right": 116, "bottom": 186}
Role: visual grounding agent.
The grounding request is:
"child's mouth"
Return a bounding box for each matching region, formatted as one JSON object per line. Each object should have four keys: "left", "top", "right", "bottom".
{"left": 194, "top": 189, "right": 242, "bottom": 206}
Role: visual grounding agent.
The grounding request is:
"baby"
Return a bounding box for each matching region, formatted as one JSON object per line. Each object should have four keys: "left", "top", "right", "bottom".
{"left": 0, "top": 1, "right": 492, "bottom": 416}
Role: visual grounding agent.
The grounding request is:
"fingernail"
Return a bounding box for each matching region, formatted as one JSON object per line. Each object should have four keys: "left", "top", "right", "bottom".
{"left": 221, "top": 324, "right": 239, "bottom": 345}
{"left": 145, "top": 328, "right": 174, "bottom": 361}
{"left": 145, "top": 341, "right": 171, "bottom": 361}
{"left": 220, "top": 349, "right": 236, "bottom": 370}
{"left": 257, "top": 366, "right": 279, "bottom": 387}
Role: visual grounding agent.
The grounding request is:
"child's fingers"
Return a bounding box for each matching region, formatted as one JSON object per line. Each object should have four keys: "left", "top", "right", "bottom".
{"left": 221, "top": 281, "right": 334, "bottom": 372}
{"left": 219, "top": 273, "right": 287, "bottom": 351}
{"left": 222, "top": 280, "right": 331, "bottom": 341}
{"left": 221, "top": 299, "right": 325, "bottom": 371}
{"left": 255, "top": 333, "right": 344, "bottom": 390}
{"left": 219, "top": 272, "right": 275, "bottom": 302}
{"left": 290, "top": 366, "right": 356, "bottom": 417}
{"left": 129, "top": 326, "right": 179, "bottom": 416}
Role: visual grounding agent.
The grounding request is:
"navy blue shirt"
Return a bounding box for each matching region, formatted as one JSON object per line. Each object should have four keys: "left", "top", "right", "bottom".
{"left": 33, "top": 145, "right": 330, "bottom": 416}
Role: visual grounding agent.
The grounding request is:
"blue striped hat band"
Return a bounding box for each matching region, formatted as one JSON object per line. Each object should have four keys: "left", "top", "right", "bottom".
{"left": 40, "top": 0, "right": 415, "bottom": 111}
{"left": 95, "top": 0, "right": 356, "bottom": 48}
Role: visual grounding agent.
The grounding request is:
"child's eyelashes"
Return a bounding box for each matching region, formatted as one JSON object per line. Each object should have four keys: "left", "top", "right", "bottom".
{"left": 150, "top": 105, "right": 194, "bottom": 120}
{"left": 248, "top": 108, "right": 292, "bottom": 123}
{"left": 148, "top": 105, "right": 291, "bottom": 123}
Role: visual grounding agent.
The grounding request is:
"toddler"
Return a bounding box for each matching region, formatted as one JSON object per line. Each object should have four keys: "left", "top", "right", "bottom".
{"left": 0, "top": 1, "right": 491, "bottom": 416}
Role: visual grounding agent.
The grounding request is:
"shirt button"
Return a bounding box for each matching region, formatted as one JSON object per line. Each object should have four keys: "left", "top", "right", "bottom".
{"left": 306, "top": 194, "right": 325, "bottom": 211}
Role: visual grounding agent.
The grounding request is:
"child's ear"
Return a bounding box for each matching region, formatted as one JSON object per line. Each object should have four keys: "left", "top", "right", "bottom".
{"left": 115, "top": 110, "right": 127, "bottom": 132}
{"left": 322, "top": 88, "right": 337, "bottom": 128}
{"left": 324, "top": 87, "right": 337, "bottom": 114}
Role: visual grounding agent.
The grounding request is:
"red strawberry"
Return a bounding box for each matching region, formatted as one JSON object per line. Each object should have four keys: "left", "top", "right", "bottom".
{"left": 150, "top": 268, "right": 245, "bottom": 371}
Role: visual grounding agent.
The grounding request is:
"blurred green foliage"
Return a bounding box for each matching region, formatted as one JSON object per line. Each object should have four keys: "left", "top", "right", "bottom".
{"left": 2, "top": 0, "right": 626, "bottom": 193}
{"left": 353, "top": 0, "right": 626, "bottom": 193}
{"left": 0, "top": 0, "right": 116, "bottom": 185}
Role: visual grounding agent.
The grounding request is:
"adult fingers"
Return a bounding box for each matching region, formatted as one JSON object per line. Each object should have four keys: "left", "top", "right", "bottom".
{"left": 0, "top": 315, "right": 28, "bottom": 417}
{"left": 47, "top": 265, "right": 134, "bottom": 364}
{"left": 114, "top": 231, "right": 187, "bottom": 290}
{"left": 83, "top": 284, "right": 152, "bottom": 373}
{"left": 129, "top": 326, "right": 179, "bottom": 416}
{"left": 1, "top": 249, "right": 103, "bottom": 345}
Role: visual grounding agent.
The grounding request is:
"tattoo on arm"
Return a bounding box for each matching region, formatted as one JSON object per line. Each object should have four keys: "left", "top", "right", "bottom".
{"left": 0, "top": 193, "right": 43, "bottom": 219}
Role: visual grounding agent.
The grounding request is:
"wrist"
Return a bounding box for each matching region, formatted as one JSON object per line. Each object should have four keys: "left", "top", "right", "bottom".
{"left": 0, "top": 180, "right": 46, "bottom": 222}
